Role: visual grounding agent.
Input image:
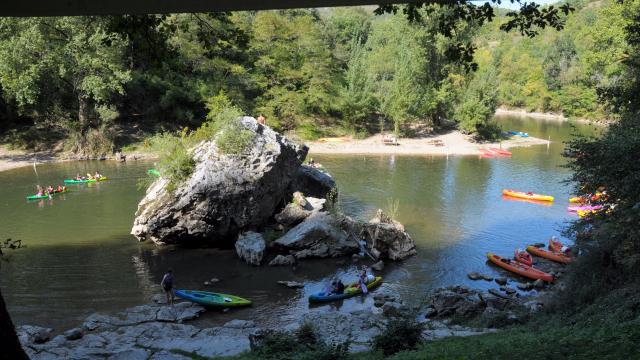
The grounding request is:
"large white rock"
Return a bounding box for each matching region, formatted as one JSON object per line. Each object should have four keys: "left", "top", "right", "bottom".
{"left": 235, "top": 231, "right": 266, "bottom": 265}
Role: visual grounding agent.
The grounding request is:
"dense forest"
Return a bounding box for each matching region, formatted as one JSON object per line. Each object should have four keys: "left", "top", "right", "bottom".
{"left": 0, "top": 0, "right": 626, "bottom": 156}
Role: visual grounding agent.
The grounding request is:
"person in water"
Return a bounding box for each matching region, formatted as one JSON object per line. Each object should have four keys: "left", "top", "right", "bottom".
{"left": 161, "top": 269, "right": 175, "bottom": 305}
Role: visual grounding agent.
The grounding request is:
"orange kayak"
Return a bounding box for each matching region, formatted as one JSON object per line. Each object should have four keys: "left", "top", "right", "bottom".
{"left": 490, "top": 148, "right": 512, "bottom": 157}
{"left": 526, "top": 246, "right": 571, "bottom": 264}
{"left": 487, "top": 253, "right": 554, "bottom": 283}
{"left": 502, "top": 189, "right": 554, "bottom": 202}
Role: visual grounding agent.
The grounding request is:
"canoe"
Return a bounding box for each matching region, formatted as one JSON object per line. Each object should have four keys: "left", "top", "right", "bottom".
{"left": 64, "top": 177, "right": 108, "bottom": 184}
{"left": 175, "top": 290, "right": 252, "bottom": 308}
{"left": 26, "top": 189, "right": 69, "bottom": 200}
{"left": 568, "top": 205, "right": 602, "bottom": 212}
{"left": 526, "top": 245, "right": 571, "bottom": 264}
{"left": 508, "top": 131, "right": 529, "bottom": 137}
{"left": 147, "top": 169, "right": 161, "bottom": 177}
{"left": 486, "top": 253, "right": 554, "bottom": 282}
{"left": 489, "top": 148, "right": 512, "bottom": 157}
{"left": 502, "top": 189, "right": 554, "bottom": 202}
{"left": 309, "top": 276, "right": 382, "bottom": 303}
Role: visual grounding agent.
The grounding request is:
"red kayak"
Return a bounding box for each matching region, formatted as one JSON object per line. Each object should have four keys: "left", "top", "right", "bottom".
{"left": 487, "top": 253, "right": 554, "bottom": 282}
{"left": 527, "top": 245, "right": 572, "bottom": 264}
{"left": 490, "top": 148, "right": 512, "bottom": 157}
{"left": 478, "top": 148, "right": 495, "bottom": 158}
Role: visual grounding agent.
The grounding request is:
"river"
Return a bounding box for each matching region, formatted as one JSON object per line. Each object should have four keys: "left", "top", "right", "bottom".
{"left": 0, "top": 115, "right": 600, "bottom": 331}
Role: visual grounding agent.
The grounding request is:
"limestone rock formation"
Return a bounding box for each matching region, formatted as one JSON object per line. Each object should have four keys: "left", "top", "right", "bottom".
{"left": 235, "top": 232, "right": 266, "bottom": 266}
{"left": 361, "top": 210, "right": 416, "bottom": 260}
{"left": 131, "top": 117, "right": 309, "bottom": 245}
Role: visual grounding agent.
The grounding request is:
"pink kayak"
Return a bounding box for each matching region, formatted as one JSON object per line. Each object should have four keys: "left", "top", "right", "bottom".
{"left": 568, "top": 205, "right": 602, "bottom": 212}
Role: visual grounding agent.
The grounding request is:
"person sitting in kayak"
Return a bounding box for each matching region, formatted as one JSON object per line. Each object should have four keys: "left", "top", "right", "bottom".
{"left": 359, "top": 266, "right": 374, "bottom": 294}
{"left": 75, "top": 173, "right": 83, "bottom": 181}
{"left": 161, "top": 269, "right": 175, "bottom": 306}
{"left": 515, "top": 248, "right": 533, "bottom": 266}
{"left": 329, "top": 278, "right": 345, "bottom": 295}
{"left": 56, "top": 185, "right": 63, "bottom": 192}
{"left": 87, "top": 173, "right": 94, "bottom": 180}
{"left": 94, "top": 171, "right": 102, "bottom": 179}
{"left": 47, "top": 185, "right": 54, "bottom": 194}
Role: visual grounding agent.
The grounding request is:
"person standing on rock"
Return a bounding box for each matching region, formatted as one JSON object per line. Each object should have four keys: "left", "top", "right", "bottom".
{"left": 161, "top": 269, "right": 175, "bottom": 305}
{"left": 257, "top": 114, "right": 266, "bottom": 125}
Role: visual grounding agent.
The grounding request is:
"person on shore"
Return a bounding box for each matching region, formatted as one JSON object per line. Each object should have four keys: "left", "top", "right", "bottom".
{"left": 257, "top": 114, "right": 266, "bottom": 125}
{"left": 161, "top": 269, "right": 175, "bottom": 305}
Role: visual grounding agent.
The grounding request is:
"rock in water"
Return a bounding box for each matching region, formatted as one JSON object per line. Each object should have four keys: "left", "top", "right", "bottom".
{"left": 288, "top": 165, "right": 336, "bottom": 199}
{"left": 131, "top": 117, "right": 310, "bottom": 245}
{"left": 274, "top": 212, "right": 359, "bottom": 259}
{"left": 268, "top": 255, "right": 296, "bottom": 266}
{"left": 235, "top": 232, "right": 266, "bottom": 266}
{"left": 361, "top": 210, "right": 416, "bottom": 260}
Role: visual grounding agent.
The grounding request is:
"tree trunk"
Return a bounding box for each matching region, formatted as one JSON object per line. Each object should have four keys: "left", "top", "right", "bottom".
{"left": 0, "top": 288, "right": 29, "bottom": 360}
{"left": 78, "top": 94, "right": 90, "bottom": 129}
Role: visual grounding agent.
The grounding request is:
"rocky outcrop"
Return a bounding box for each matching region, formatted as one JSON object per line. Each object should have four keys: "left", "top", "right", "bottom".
{"left": 235, "top": 232, "right": 266, "bottom": 266}
{"left": 274, "top": 195, "right": 325, "bottom": 226}
{"left": 288, "top": 165, "right": 336, "bottom": 199}
{"left": 361, "top": 210, "right": 416, "bottom": 260}
{"left": 268, "top": 254, "right": 296, "bottom": 266}
{"left": 131, "top": 117, "right": 309, "bottom": 246}
{"left": 273, "top": 212, "right": 359, "bottom": 259}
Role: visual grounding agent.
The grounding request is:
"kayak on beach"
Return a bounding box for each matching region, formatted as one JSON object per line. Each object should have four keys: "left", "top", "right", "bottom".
{"left": 478, "top": 148, "right": 496, "bottom": 158}
{"left": 502, "top": 189, "right": 554, "bottom": 202}
{"left": 175, "top": 290, "right": 252, "bottom": 308}
{"left": 508, "top": 131, "right": 529, "bottom": 137}
{"left": 487, "top": 253, "right": 554, "bottom": 282}
{"left": 489, "top": 148, "right": 512, "bottom": 157}
{"left": 526, "top": 245, "right": 572, "bottom": 264}
{"left": 568, "top": 205, "right": 602, "bottom": 212}
{"left": 309, "top": 276, "right": 383, "bottom": 303}
{"left": 26, "top": 189, "right": 69, "bottom": 200}
{"left": 64, "top": 177, "right": 108, "bottom": 184}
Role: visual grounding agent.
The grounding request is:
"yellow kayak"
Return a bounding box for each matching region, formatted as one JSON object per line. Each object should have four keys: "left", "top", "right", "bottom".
{"left": 502, "top": 189, "right": 554, "bottom": 202}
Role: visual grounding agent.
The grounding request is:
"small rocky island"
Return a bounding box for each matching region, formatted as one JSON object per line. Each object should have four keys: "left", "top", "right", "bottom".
{"left": 131, "top": 117, "right": 416, "bottom": 264}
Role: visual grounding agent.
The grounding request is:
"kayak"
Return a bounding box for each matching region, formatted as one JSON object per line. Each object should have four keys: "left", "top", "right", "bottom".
{"left": 486, "top": 253, "right": 554, "bottom": 282}
{"left": 489, "top": 148, "right": 512, "bottom": 157}
{"left": 502, "top": 194, "right": 553, "bottom": 207}
{"left": 478, "top": 148, "right": 496, "bottom": 158}
{"left": 526, "top": 245, "right": 571, "bottom": 264}
{"left": 309, "top": 276, "right": 383, "bottom": 303}
{"left": 569, "top": 196, "right": 585, "bottom": 203}
{"left": 175, "top": 290, "right": 252, "bottom": 308}
{"left": 26, "top": 189, "right": 69, "bottom": 200}
{"left": 568, "top": 205, "right": 602, "bottom": 212}
{"left": 64, "top": 177, "right": 108, "bottom": 184}
{"left": 508, "top": 131, "right": 529, "bottom": 137}
{"left": 147, "top": 169, "right": 161, "bottom": 177}
{"left": 502, "top": 189, "right": 554, "bottom": 202}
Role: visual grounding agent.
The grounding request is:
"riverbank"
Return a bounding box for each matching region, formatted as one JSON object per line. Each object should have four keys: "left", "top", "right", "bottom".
{"left": 307, "top": 130, "right": 549, "bottom": 156}
{"left": 495, "top": 107, "right": 612, "bottom": 125}
{"left": 0, "top": 145, "right": 158, "bottom": 173}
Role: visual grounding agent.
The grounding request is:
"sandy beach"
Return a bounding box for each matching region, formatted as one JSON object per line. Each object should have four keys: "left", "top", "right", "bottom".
{"left": 307, "top": 130, "right": 549, "bottom": 156}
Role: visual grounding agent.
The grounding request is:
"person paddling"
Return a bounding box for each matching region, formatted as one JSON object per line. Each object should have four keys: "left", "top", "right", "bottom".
{"left": 359, "top": 266, "right": 371, "bottom": 294}
{"left": 161, "top": 269, "right": 175, "bottom": 305}
{"left": 36, "top": 185, "right": 43, "bottom": 196}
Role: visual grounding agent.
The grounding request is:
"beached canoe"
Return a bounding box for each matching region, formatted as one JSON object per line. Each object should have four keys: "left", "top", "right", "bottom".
{"left": 487, "top": 253, "right": 554, "bottom": 282}
{"left": 568, "top": 205, "right": 602, "bottom": 212}
{"left": 526, "top": 246, "right": 571, "bottom": 264}
{"left": 502, "top": 189, "right": 554, "bottom": 202}
{"left": 508, "top": 131, "right": 529, "bottom": 137}
{"left": 175, "top": 290, "right": 252, "bottom": 308}
{"left": 26, "top": 189, "right": 69, "bottom": 200}
{"left": 489, "top": 148, "right": 512, "bottom": 157}
{"left": 309, "top": 276, "right": 383, "bottom": 303}
{"left": 64, "top": 177, "right": 108, "bottom": 184}
{"left": 147, "top": 169, "right": 161, "bottom": 177}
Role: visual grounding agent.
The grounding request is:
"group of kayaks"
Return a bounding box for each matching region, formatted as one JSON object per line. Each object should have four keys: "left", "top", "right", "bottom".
{"left": 174, "top": 276, "right": 384, "bottom": 308}
{"left": 26, "top": 176, "right": 108, "bottom": 200}
{"left": 487, "top": 238, "right": 572, "bottom": 283}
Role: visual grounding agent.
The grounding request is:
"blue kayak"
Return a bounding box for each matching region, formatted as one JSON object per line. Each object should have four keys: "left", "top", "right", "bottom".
{"left": 508, "top": 131, "right": 529, "bottom": 137}
{"left": 175, "top": 290, "right": 251, "bottom": 307}
{"left": 309, "top": 276, "right": 382, "bottom": 303}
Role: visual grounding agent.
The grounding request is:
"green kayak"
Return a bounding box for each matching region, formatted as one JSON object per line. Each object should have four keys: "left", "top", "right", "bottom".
{"left": 26, "top": 189, "right": 69, "bottom": 200}
{"left": 147, "top": 169, "right": 161, "bottom": 177}
{"left": 63, "top": 177, "right": 108, "bottom": 184}
{"left": 175, "top": 290, "right": 252, "bottom": 308}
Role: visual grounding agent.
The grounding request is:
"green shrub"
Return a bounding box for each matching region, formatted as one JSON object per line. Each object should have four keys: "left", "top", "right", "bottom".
{"left": 296, "top": 123, "right": 323, "bottom": 140}
{"left": 372, "top": 318, "right": 424, "bottom": 356}
{"left": 251, "top": 324, "right": 349, "bottom": 360}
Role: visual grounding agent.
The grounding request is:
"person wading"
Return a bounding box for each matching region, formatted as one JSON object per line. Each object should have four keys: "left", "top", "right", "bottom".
{"left": 161, "top": 269, "right": 175, "bottom": 305}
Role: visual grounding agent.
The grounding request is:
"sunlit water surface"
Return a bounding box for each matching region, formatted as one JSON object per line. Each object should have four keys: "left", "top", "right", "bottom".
{"left": 0, "top": 115, "right": 601, "bottom": 330}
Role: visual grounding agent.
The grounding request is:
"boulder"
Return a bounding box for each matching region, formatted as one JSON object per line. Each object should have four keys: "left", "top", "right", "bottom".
{"left": 288, "top": 165, "right": 336, "bottom": 199}
{"left": 381, "top": 302, "right": 402, "bottom": 317}
{"left": 360, "top": 210, "right": 416, "bottom": 260}
{"left": 517, "top": 282, "right": 534, "bottom": 291}
{"left": 268, "top": 255, "right": 296, "bottom": 266}
{"left": 274, "top": 197, "right": 325, "bottom": 226}
{"left": 18, "top": 325, "right": 53, "bottom": 344}
{"left": 64, "top": 328, "right": 83, "bottom": 341}
{"left": 131, "top": 117, "right": 308, "bottom": 245}
{"left": 495, "top": 277, "right": 508, "bottom": 286}
{"left": 426, "top": 286, "right": 485, "bottom": 319}
{"left": 371, "top": 260, "right": 385, "bottom": 271}
{"left": 468, "top": 272, "right": 482, "bottom": 280}
{"left": 533, "top": 279, "right": 545, "bottom": 289}
{"left": 276, "top": 281, "right": 305, "bottom": 288}
{"left": 273, "top": 212, "right": 358, "bottom": 259}
{"left": 292, "top": 191, "right": 308, "bottom": 208}
{"left": 235, "top": 232, "right": 266, "bottom": 266}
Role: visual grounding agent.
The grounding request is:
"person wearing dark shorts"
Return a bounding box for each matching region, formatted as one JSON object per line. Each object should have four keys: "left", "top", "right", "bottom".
{"left": 161, "top": 269, "right": 174, "bottom": 305}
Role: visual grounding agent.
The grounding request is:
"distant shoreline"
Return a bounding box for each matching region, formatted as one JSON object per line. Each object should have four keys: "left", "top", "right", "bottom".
{"left": 495, "top": 107, "right": 611, "bottom": 125}
{"left": 307, "top": 130, "right": 549, "bottom": 156}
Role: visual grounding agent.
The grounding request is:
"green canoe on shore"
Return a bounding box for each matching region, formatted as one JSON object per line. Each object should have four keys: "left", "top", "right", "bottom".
{"left": 63, "top": 177, "right": 108, "bottom": 184}
{"left": 26, "top": 189, "right": 69, "bottom": 200}
{"left": 175, "top": 290, "right": 252, "bottom": 308}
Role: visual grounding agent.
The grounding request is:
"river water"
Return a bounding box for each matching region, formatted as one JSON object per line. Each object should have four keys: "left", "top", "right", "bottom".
{"left": 0, "top": 115, "right": 600, "bottom": 331}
